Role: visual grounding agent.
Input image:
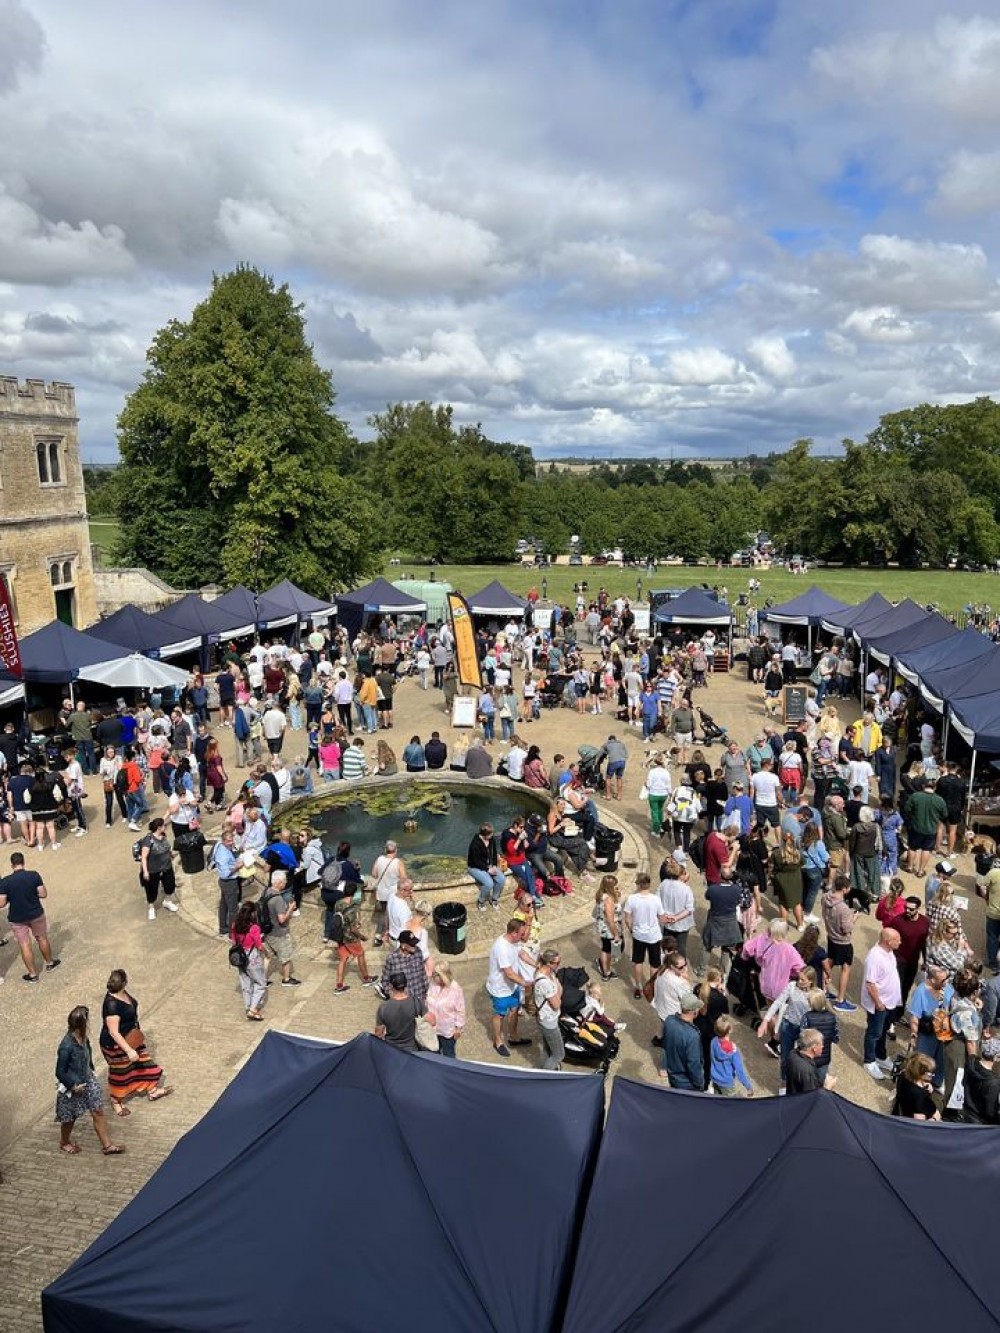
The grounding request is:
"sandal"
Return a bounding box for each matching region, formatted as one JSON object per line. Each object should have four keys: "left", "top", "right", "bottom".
{"left": 148, "top": 1086, "right": 174, "bottom": 1102}
{"left": 246, "top": 1011, "right": 264, "bottom": 1021}
{"left": 102, "top": 1144, "right": 126, "bottom": 1155}
{"left": 110, "top": 1101, "right": 130, "bottom": 1117}
{"left": 60, "top": 1142, "right": 82, "bottom": 1154}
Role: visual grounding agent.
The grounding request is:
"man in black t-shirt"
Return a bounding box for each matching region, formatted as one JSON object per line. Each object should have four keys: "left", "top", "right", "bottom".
{"left": 0, "top": 852, "right": 60, "bottom": 981}
{"left": 935, "top": 762, "right": 966, "bottom": 856}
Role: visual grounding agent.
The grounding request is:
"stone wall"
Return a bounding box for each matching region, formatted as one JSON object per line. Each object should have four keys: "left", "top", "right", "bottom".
{"left": 93, "top": 566, "right": 186, "bottom": 616}
{"left": 0, "top": 376, "right": 98, "bottom": 634}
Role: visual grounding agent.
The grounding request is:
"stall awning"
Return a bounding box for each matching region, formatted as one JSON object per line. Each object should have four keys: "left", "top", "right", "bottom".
{"left": 761, "top": 585, "right": 851, "bottom": 627}
{"left": 88, "top": 605, "right": 203, "bottom": 659}
{"left": 18, "top": 620, "right": 129, "bottom": 685}
{"left": 820, "top": 591, "right": 893, "bottom": 635}
{"left": 653, "top": 587, "right": 732, "bottom": 626}
{"left": 464, "top": 580, "right": 529, "bottom": 617}
{"left": 863, "top": 611, "right": 959, "bottom": 666}
{"left": 208, "top": 585, "right": 298, "bottom": 632}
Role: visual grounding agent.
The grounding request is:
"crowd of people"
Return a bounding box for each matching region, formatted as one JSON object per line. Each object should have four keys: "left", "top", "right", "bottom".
{"left": 4, "top": 588, "right": 998, "bottom": 1164}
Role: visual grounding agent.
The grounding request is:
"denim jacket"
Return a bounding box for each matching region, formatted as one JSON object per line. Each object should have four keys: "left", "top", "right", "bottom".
{"left": 56, "top": 1034, "right": 94, "bottom": 1089}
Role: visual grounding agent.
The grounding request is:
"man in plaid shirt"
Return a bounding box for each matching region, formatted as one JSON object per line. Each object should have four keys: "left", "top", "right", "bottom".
{"left": 377, "top": 931, "right": 428, "bottom": 1008}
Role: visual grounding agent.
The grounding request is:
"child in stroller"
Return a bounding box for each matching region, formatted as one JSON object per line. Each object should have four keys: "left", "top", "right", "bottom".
{"left": 557, "top": 964, "right": 621, "bottom": 1071}
{"left": 695, "top": 708, "right": 728, "bottom": 746}
{"left": 575, "top": 744, "right": 605, "bottom": 790}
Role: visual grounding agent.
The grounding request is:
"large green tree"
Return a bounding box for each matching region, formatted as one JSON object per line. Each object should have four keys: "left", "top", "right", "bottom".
{"left": 112, "top": 265, "right": 382, "bottom": 594}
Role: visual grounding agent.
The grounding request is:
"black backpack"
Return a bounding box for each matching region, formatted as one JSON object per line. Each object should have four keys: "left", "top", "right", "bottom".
{"left": 114, "top": 767, "right": 128, "bottom": 795}
{"left": 257, "top": 892, "right": 274, "bottom": 935}
{"left": 327, "top": 907, "right": 348, "bottom": 945}
{"left": 228, "top": 939, "right": 249, "bottom": 970}
{"left": 688, "top": 834, "right": 707, "bottom": 872}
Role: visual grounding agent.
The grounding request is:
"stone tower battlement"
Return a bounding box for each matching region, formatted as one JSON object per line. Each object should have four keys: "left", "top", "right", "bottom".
{"left": 0, "top": 376, "right": 77, "bottom": 415}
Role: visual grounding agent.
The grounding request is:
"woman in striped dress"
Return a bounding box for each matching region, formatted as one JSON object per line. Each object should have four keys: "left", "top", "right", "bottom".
{"left": 99, "top": 969, "right": 173, "bottom": 1116}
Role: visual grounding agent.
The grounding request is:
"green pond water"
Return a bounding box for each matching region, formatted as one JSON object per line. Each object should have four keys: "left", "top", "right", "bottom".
{"left": 281, "top": 780, "right": 548, "bottom": 880}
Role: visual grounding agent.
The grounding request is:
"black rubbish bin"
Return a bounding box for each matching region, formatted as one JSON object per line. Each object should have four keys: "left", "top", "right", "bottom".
{"left": 176, "top": 830, "right": 207, "bottom": 875}
{"left": 433, "top": 901, "right": 468, "bottom": 956}
{"left": 594, "top": 825, "right": 624, "bottom": 872}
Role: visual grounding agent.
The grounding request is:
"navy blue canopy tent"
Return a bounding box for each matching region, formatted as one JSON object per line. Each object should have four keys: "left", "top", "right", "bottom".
{"left": 761, "top": 584, "right": 852, "bottom": 654}
{"left": 562, "top": 1078, "right": 1000, "bottom": 1333}
{"left": 653, "top": 586, "right": 731, "bottom": 626}
{"left": 18, "top": 620, "right": 128, "bottom": 685}
{"left": 895, "top": 625, "right": 995, "bottom": 693}
{"left": 87, "top": 604, "right": 204, "bottom": 659}
{"left": 820, "top": 590, "right": 893, "bottom": 635}
{"left": 152, "top": 592, "right": 255, "bottom": 642}
{"left": 853, "top": 597, "right": 929, "bottom": 646}
{"left": 465, "top": 579, "right": 529, "bottom": 617}
{"left": 43, "top": 1032, "right": 604, "bottom": 1333}
{"left": 336, "top": 577, "right": 427, "bottom": 640}
{"left": 0, "top": 666, "right": 24, "bottom": 708}
{"left": 863, "top": 609, "right": 959, "bottom": 666}
{"left": 207, "top": 584, "right": 298, "bottom": 634}
{"left": 262, "top": 578, "right": 336, "bottom": 622}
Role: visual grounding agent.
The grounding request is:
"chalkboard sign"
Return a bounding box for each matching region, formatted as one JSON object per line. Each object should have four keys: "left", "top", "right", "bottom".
{"left": 783, "top": 685, "right": 807, "bottom": 724}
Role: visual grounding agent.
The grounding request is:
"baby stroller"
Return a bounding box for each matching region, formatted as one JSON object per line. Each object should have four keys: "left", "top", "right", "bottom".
{"left": 576, "top": 744, "right": 605, "bottom": 789}
{"left": 556, "top": 965, "right": 620, "bottom": 1073}
{"left": 694, "top": 707, "right": 728, "bottom": 746}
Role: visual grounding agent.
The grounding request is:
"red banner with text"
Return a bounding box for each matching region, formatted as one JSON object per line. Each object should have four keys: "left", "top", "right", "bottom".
{"left": 0, "top": 577, "right": 22, "bottom": 678}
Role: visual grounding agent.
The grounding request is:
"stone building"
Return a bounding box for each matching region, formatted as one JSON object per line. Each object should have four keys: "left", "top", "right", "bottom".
{"left": 0, "top": 376, "right": 98, "bottom": 635}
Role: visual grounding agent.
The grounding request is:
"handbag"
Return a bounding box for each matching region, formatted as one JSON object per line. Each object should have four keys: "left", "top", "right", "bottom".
{"left": 124, "top": 1027, "right": 145, "bottom": 1053}
{"left": 638, "top": 783, "right": 649, "bottom": 801}
{"left": 415, "top": 1015, "right": 439, "bottom": 1053}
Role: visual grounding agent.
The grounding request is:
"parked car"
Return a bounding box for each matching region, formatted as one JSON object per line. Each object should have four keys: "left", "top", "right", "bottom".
{"left": 590, "top": 555, "right": 609, "bottom": 566}
{"left": 569, "top": 554, "right": 583, "bottom": 566}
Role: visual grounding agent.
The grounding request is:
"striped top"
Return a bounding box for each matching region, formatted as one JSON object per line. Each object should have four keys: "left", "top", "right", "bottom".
{"left": 342, "top": 746, "right": 368, "bottom": 780}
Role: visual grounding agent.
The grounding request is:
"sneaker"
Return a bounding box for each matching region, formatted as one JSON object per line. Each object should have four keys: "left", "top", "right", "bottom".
{"left": 281, "top": 977, "right": 302, "bottom": 986}
{"left": 22, "top": 972, "right": 39, "bottom": 982}
{"left": 489, "top": 899, "right": 501, "bottom": 910}
{"left": 45, "top": 959, "right": 62, "bottom": 972}
{"left": 765, "top": 1039, "right": 780, "bottom": 1059}
{"left": 334, "top": 984, "right": 350, "bottom": 994}
{"left": 75, "top": 828, "right": 88, "bottom": 837}
{"left": 105, "top": 822, "right": 112, "bottom": 829}
{"left": 886, "top": 1024, "right": 897, "bottom": 1042}
{"left": 162, "top": 899, "right": 179, "bottom": 913}
{"left": 50, "top": 843, "right": 61, "bottom": 852}
{"left": 614, "top": 1022, "right": 627, "bottom": 1033}
{"left": 147, "top": 906, "right": 156, "bottom": 921}
{"left": 292, "top": 909, "right": 301, "bottom": 918}
{"left": 128, "top": 822, "right": 141, "bottom": 832}
{"left": 493, "top": 1044, "right": 511, "bottom": 1058}
{"left": 804, "top": 913, "right": 820, "bottom": 925}
{"left": 864, "top": 1061, "right": 885, "bottom": 1081}
{"left": 374, "top": 983, "right": 388, "bottom": 1000}
{"left": 832, "top": 999, "right": 857, "bottom": 1012}
{"left": 477, "top": 902, "right": 486, "bottom": 912}
{"left": 361, "top": 977, "right": 376, "bottom": 987}
{"left": 876, "top": 1057, "right": 894, "bottom": 1072}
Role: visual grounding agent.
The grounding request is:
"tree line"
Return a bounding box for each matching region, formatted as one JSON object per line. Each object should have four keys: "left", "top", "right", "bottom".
{"left": 106, "top": 265, "right": 1000, "bottom": 595}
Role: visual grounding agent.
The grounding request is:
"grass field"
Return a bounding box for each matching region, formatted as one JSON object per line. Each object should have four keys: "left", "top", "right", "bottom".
{"left": 88, "top": 519, "right": 120, "bottom": 560}
{"left": 382, "top": 561, "right": 1000, "bottom": 618}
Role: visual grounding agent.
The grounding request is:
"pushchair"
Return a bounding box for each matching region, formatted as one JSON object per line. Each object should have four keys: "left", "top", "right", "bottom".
{"left": 576, "top": 744, "right": 605, "bottom": 789}
{"left": 556, "top": 965, "right": 620, "bottom": 1073}
{"left": 694, "top": 707, "right": 729, "bottom": 746}
{"left": 725, "top": 951, "right": 764, "bottom": 1024}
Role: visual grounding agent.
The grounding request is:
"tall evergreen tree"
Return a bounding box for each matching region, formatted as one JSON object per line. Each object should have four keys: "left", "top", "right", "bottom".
{"left": 112, "top": 265, "right": 382, "bottom": 594}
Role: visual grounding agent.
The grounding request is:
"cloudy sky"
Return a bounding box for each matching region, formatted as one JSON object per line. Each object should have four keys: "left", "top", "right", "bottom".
{"left": 2, "top": 0, "right": 1000, "bottom": 460}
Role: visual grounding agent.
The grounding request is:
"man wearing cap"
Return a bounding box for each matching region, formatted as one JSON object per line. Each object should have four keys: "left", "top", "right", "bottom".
{"left": 925, "top": 859, "right": 956, "bottom": 911}
{"left": 376, "top": 931, "right": 429, "bottom": 1009}
{"left": 723, "top": 781, "right": 753, "bottom": 836}
{"left": 658, "top": 991, "right": 705, "bottom": 1089}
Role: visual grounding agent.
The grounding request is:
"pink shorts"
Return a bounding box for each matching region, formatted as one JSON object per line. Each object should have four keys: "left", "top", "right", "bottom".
{"left": 10, "top": 913, "right": 47, "bottom": 943}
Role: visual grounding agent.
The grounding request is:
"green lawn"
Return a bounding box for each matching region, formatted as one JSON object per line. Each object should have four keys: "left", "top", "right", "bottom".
{"left": 382, "top": 560, "right": 1000, "bottom": 618}
{"left": 88, "top": 519, "right": 120, "bottom": 561}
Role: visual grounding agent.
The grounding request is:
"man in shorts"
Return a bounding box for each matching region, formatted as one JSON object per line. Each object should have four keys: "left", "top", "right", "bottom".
{"left": 670, "top": 703, "right": 695, "bottom": 764}
{"left": 486, "top": 919, "right": 536, "bottom": 1058}
{"left": 821, "top": 875, "right": 857, "bottom": 1012}
{"left": 0, "top": 851, "right": 61, "bottom": 982}
{"left": 263, "top": 870, "right": 300, "bottom": 986}
{"left": 601, "top": 734, "right": 628, "bottom": 802}
{"left": 903, "top": 781, "right": 948, "bottom": 878}
{"left": 750, "top": 757, "right": 782, "bottom": 831}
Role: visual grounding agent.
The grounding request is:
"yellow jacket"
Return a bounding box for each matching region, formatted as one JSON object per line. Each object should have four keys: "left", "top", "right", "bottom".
{"left": 847, "top": 718, "right": 882, "bottom": 754}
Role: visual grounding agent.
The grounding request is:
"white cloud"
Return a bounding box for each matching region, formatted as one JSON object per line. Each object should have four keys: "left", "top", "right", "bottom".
{"left": 0, "top": 187, "right": 134, "bottom": 284}
{"left": 747, "top": 335, "right": 796, "bottom": 378}
{"left": 933, "top": 149, "right": 1000, "bottom": 218}
{"left": 841, "top": 307, "right": 927, "bottom": 344}
{"left": 666, "top": 347, "right": 741, "bottom": 385}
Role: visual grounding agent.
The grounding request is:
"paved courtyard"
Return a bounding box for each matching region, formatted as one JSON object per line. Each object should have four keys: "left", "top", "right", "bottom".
{"left": 0, "top": 651, "right": 984, "bottom": 1330}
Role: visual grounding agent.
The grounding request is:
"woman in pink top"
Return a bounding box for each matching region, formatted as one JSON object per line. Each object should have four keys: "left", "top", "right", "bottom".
{"left": 875, "top": 878, "right": 906, "bottom": 928}
{"left": 425, "top": 960, "right": 466, "bottom": 1058}
{"left": 230, "top": 900, "right": 267, "bottom": 1020}
{"left": 742, "top": 920, "right": 803, "bottom": 1003}
{"left": 319, "top": 738, "right": 341, "bottom": 780}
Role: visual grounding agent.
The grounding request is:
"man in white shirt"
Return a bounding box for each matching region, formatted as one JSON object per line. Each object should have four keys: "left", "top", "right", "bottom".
{"left": 505, "top": 739, "right": 528, "bottom": 782}
{"left": 487, "top": 919, "right": 536, "bottom": 1058}
{"left": 262, "top": 702, "right": 287, "bottom": 754}
{"left": 658, "top": 870, "right": 695, "bottom": 958}
{"left": 750, "top": 757, "right": 783, "bottom": 830}
{"left": 386, "top": 878, "right": 415, "bottom": 948}
{"left": 860, "top": 928, "right": 902, "bottom": 1080}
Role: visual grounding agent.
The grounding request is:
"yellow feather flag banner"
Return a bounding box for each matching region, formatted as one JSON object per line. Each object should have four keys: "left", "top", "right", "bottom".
{"left": 448, "top": 592, "right": 482, "bottom": 689}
